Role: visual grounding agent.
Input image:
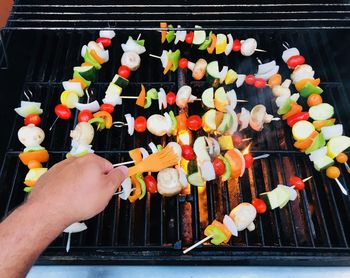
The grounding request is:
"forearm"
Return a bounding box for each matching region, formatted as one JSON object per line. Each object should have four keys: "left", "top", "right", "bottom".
{"left": 0, "top": 201, "right": 68, "bottom": 278}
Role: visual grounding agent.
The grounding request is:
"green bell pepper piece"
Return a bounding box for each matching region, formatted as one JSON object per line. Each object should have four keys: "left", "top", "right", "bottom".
{"left": 168, "top": 49, "right": 181, "bottom": 72}
{"left": 143, "top": 88, "right": 158, "bottom": 109}
{"left": 198, "top": 31, "right": 212, "bottom": 50}
{"left": 88, "top": 117, "right": 106, "bottom": 131}
{"left": 277, "top": 98, "right": 293, "bottom": 115}
{"left": 23, "top": 186, "right": 32, "bottom": 193}
{"left": 169, "top": 111, "right": 178, "bottom": 135}
{"left": 166, "top": 24, "right": 175, "bottom": 43}
{"left": 157, "top": 145, "right": 163, "bottom": 151}
{"left": 136, "top": 173, "right": 146, "bottom": 200}
{"left": 73, "top": 71, "right": 92, "bottom": 88}
{"left": 83, "top": 48, "right": 102, "bottom": 70}
{"left": 299, "top": 82, "right": 323, "bottom": 98}
{"left": 204, "top": 225, "right": 227, "bottom": 245}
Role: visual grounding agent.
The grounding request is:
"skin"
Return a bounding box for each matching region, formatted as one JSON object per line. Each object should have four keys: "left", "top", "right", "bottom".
{"left": 0, "top": 154, "right": 128, "bottom": 278}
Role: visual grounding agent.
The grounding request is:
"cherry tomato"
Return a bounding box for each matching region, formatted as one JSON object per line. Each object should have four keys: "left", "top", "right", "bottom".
{"left": 254, "top": 78, "right": 267, "bottom": 88}
{"left": 252, "top": 198, "right": 267, "bottom": 214}
{"left": 289, "top": 175, "right": 305, "bottom": 190}
{"left": 96, "top": 37, "right": 111, "bottom": 48}
{"left": 24, "top": 114, "right": 41, "bottom": 126}
{"left": 186, "top": 115, "right": 202, "bottom": 131}
{"left": 166, "top": 91, "right": 176, "bottom": 105}
{"left": 232, "top": 39, "right": 241, "bottom": 52}
{"left": 232, "top": 134, "right": 243, "bottom": 147}
{"left": 326, "top": 166, "right": 340, "bottom": 179}
{"left": 287, "top": 55, "right": 305, "bottom": 69}
{"left": 179, "top": 58, "right": 188, "bottom": 69}
{"left": 100, "top": 103, "right": 114, "bottom": 114}
{"left": 307, "top": 94, "right": 322, "bottom": 107}
{"left": 144, "top": 175, "right": 157, "bottom": 194}
{"left": 181, "top": 145, "right": 195, "bottom": 160}
{"left": 185, "top": 31, "right": 194, "bottom": 44}
{"left": 212, "top": 158, "right": 226, "bottom": 176}
{"left": 78, "top": 110, "right": 93, "bottom": 122}
{"left": 134, "top": 116, "right": 147, "bottom": 133}
{"left": 245, "top": 74, "right": 255, "bottom": 85}
{"left": 244, "top": 153, "right": 254, "bottom": 169}
{"left": 118, "top": 65, "right": 131, "bottom": 79}
{"left": 54, "top": 104, "right": 71, "bottom": 120}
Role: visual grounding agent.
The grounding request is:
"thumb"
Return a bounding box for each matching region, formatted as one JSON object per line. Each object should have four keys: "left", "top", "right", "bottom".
{"left": 105, "top": 166, "right": 128, "bottom": 192}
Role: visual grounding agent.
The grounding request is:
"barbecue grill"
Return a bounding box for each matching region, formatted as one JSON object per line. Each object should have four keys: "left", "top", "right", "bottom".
{"left": 1, "top": 0, "right": 350, "bottom": 266}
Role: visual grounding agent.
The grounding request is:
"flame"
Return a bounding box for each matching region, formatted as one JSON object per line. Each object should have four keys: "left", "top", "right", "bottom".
{"left": 177, "top": 130, "right": 192, "bottom": 145}
{"left": 242, "top": 143, "right": 252, "bottom": 156}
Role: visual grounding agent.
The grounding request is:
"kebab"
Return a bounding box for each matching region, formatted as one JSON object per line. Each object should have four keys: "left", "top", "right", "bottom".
{"left": 160, "top": 23, "right": 266, "bottom": 56}
{"left": 14, "top": 91, "right": 49, "bottom": 192}
{"left": 267, "top": 43, "right": 350, "bottom": 195}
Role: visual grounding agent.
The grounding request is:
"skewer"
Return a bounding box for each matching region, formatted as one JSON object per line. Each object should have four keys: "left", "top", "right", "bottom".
{"left": 242, "top": 138, "right": 252, "bottom": 142}
{"left": 255, "top": 48, "right": 267, "bottom": 53}
{"left": 183, "top": 235, "right": 213, "bottom": 254}
{"left": 24, "top": 89, "right": 33, "bottom": 101}
{"left": 282, "top": 42, "right": 290, "bottom": 50}
{"left": 48, "top": 116, "right": 59, "bottom": 131}
{"left": 137, "top": 33, "right": 141, "bottom": 41}
{"left": 149, "top": 54, "right": 161, "bottom": 59}
{"left": 271, "top": 117, "right": 280, "bottom": 121}
{"left": 302, "top": 176, "right": 313, "bottom": 182}
{"left": 113, "top": 160, "right": 135, "bottom": 167}
{"left": 253, "top": 154, "right": 270, "bottom": 160}
{"left": 334, "top": 179, "right": 348, "bottom": 196}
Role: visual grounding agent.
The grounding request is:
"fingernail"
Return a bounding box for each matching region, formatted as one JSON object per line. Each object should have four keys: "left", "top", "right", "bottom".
{"left": 117, "top": 166, "right": 128, "bottom": 177}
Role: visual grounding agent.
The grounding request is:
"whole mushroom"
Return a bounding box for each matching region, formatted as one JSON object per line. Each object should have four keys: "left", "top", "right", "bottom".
{"left": 70, "top": 122, "right": 95, "bottom": 145}
{"left": 272, "top": 79, "right": 292, "bottom": 97}
{"left": 176, "top": 85, "right": 196, "bottom": 108}
{"left": 18, "top": 124, "right": 45, "bottom": 149}
{"left": 249, "top": 104, "right": 274, "bottom": 131}
{"left": 192, "top": 58, "right": 207, "bottom": 80}
{"left": 229, "top": 202, "right": 257, "bottom": 232}
{"left": 240, "top": 38, "right": 258, "bottom": 56}
{"left": 157, "top": 168, "right": 183, "bottom": 197}
{"left": 147, "top": 114, "right": 170, "bottom": 136}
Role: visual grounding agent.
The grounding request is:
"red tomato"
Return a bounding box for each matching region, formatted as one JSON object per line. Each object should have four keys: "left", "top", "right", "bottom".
{"left": 232, "top": 134, "right": 243, "bottom": 147}
{"left": 144, "top": 175, "right": 157, "bottom": 194}
{"left": 100, "top": 103, "right": 114, "bottom": 114}
{"left": 252, "top": 198, "right": 267, "bottom": 214}
{"left": 289, "top": 175, "right": 305, "bottom": 190}
{"left": 186, "top": 115, "right": 202, "bottom": 131}
{"left": 118, "top": 65, "right": 131, "bottom": 79}
{"left": 212, "top": 158, "right": 226, "bottom": 176}
{"left": 24, "top": 114, "right": 41, "bottom": 126}
{"left": 287, "top": 55, "right": 305, "bottom": 69}
{"left": 232, "top": 39, "right": 241, "bottom": 52}
{"left": 185, "top": 31, "right": 194, "bottom": 44}
{"left": 181, "top": 145, "right": 195, "bottom": 160}
{"left": 134, "top": 116, "right": 147, "bottom": 133}
{"left": 244, "top": 153, "right": 254, "bottom": 169}
{"left": 245, "top": 74, "right": 255, "bottom": 85}
{"left": 166, "top": 91, "right": 176, "bottom": 105}
{"left": 54, "top": 104, "right": 71, "bottom": 120}
{"left": 254, "top": 78, "right": 267, "bottom": 88}
{"left": 96, "top": 37, "right": 111, "bottom": 48}
{"left": 179, "top": 58, "right": 188, "bottom": 69}
{"left": 78, "top": 110, "right": 93, "bottom": 122}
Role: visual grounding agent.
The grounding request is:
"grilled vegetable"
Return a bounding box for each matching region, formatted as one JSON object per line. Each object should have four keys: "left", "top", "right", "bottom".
{"left": 157, "top": 168, "right": 183, "bottom": 196}
{"left": 121, "top": 52, "right": 141, "bottom": 71}
{"left": 309, "top": 103, "right": 334, "bottom": 121}
{"left": 229, "top": 203, "right": 257, "bottom": 231}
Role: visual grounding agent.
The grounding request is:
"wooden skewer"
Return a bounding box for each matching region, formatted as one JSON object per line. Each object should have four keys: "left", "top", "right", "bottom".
{"left": 242, "top": 138, "right": 252, "bottom": 142}
{"left": 344, "top": 162, "right": 350, "bottom": 174}
{"left": 149, "top": 54, "right": 161, "bottom": 59}
{"left": 271, "top": 117, "right": 280, "bottom": 121}
{"left": 119, "top": 95, "right": 248, "bottom": 103}
{"left": 302, "top": 176, "right": 313, "bottom": 182}
{"left": 183, "top": 235, "right": 213, "bottom": 254}
{"left": 137, "top": 33, "right": 141, "bottom": 40}
{"left": 255, "top": 48, "right": 267, "bottom": 53}
{"left": 334, "top": 179, "right": 348, "bottom": 195}
{"left": 113, "top": 161, "right": 135, "bottom": 167}
{"left": 253, "top": 154, "right": 270, "bottom": 160}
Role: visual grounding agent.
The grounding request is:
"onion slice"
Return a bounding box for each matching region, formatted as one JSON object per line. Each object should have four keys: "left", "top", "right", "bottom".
{"left": 62, "top": 81, "right": 84, "bottom": 97}
{"left": 236, "top": 74, "right": 246, "bottom": 88}
{"left": 64, "top": 222, "right": 87, "bottom": 234}
{"left": 125, "top": 114, "right": 134, "bottom": 136}
{"left": 223, "top": 215, "right": 238, "bottom": 237}
{"left": 224, "top": 106, "right": 238, "bottom": 135}
{"left": 282, "top": 47, "right": 300, "bottom": 63}
{"left": 119, "top": 177, "right": 133, "bottom": 200}
{"left": 163, "top": 112, "right": 173, "bottom": 136}
{"left": 234, "top": 148, "right": 246, "bottom": 177}
{"left": 321, "top": 124, "right": 343, "bottom": 140}
{"left": 226, "top": 89, "right": 237, "bottom": 110}
{"left": 309, "top": 146, "right": 327, "bottom": 162}
{"left": 256, "top": 60, "right": 276, "bottom": 75}
{"left": 158, "top": 88, "right": 167, "bottom": 110}
{"left": 219, "top": 66, "right": 228, "bottom": 84}
{"left": 239, "top": 107, "right": 250, "bottom": 131}
{"left": 139, "top": 147, "right": 149, "bottom": 160}
{"left": 148, "top": 142, "right": 158, "bottom": 153}
{"left": 75, "top": 100, "right": 100, "bottom": 112}
{"left": 198, "top": 160, "right": 216, "bottom": 181}
{"left": 176, "top": 165, "right": 188, "bottom": 189}
{"left": 99, "top": 30, "right": 116, "bottom": 39}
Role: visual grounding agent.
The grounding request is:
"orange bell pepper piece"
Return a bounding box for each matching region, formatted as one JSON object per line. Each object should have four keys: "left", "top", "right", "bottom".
{"left": 93, "top": 111, "right": 113, "bottom": 129}
{"left": 81, "top": 62, "right": 93, "bottom": 67}
{"left": 163, "top": 60, "right": 173, "bottom": 75}
{"left": 207, "top": 34, "right": 217, "bottom": 54}
{"left": 128, "top": 175, "right": 142, "bottom": 203}
{"left": 312, "top": 118, "right": 336, "bottom": 131}
{"left": 282, "top": 102, "right": 303, "bottom": 120}
{"left": 136, "top": 84, "right": 146, "bottom": 107}
{"left": 90, "top": 49, "right": 104, "bottom": 65}
{"left": 19, "top": 150, "right": 49, "bottom": 166}
{"left": 176, "top": 112, "right": 187, "bottom": 131}
{"left": 69, "top": 77, "right": 87, "bottom": 89}
{"left": 129, "top": 148, "right": 143, "bottom": 164}
{"left": 160, "top": 22, "right": 168, "bottom": 43}
{"left": 295, "top": 78, "right": 321, "bottom": 92}
{"left": 211, "top": 220, "right": 231, "bottom": 244}
{"left": 294, "top": 131, "right": 318, "bottom": 150}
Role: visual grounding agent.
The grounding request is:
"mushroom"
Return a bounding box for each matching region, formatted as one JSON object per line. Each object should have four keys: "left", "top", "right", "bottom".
{"left": 272, "top": 79, "right": 292, "bottom": 97}
{"left": 176, "top": 85, "right": 196, "bottom": 108}
{"left": 192, "top": 58, "right": 207, "bottom": 80}
{"left": 240, "top": 38, "right": 257, "bottom": 56}
{"left": 157, "top": 168, "right": 182, "bottom": 197}
{"left": 229, "top": 203, "right": 257, "bottom": 232}
{"left": 147, "top": 114, "right": 170, "bottom": 136}
{"left": 70, "top": 122, "right": 95, "bottom": 145}
{"left": 121, "top": 51, "right": 141, "bottom": 71}
{"left": 249, "top": 105, "right": 274, "bottom": 131}
{"left": 18, "top": 124, "right": 45, "bottom": 149}
{"left": 290, "top": 64, "right": 314, "bottom": 83}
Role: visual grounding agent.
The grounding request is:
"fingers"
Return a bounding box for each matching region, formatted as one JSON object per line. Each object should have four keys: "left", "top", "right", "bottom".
{"left": 105, "top": 166, "right": 128, "bottom": 192}
{"left": 79, "top": 154, "right": 113, "bottom": 174}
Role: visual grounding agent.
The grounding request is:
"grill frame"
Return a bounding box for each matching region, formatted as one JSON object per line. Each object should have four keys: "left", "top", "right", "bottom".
{"left": 1, "top": 1, "right": 350, "bottom": 266}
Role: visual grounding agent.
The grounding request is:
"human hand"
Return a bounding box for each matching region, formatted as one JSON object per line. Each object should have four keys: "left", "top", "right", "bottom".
{"left": 26, "top": 154, "right": 127, "bottom": 227}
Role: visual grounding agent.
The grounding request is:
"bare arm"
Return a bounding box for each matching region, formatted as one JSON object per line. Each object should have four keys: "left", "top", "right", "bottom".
{"left": 0, "top": 154, "right": 127, "bottom": 278}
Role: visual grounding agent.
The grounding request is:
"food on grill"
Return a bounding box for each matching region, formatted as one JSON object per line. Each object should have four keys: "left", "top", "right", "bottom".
{"left": 161, "top": 23, "right": 265, "bottom": 57}
{"left": 121, "top": 36, "right": 146, "bottom": 55}
{"left": 261, "top": 185, "right": 297, "bottom": 209}
{"left": 121, "top": 51, "right": 141, "bottom": 71}
{"left": 249, "top": 104, "right": 275, "bottom": 131}
{"left": 14, "top": 101, "right": 43, "bottom": 118}
{"left": 229, "top": 203, "right": 257, "bottom": 231}
{"left": 157, "top": 167, "right": 183, "bottom": 197}
{"left": 67, "top": 122, "right": 95, "bottom": 157}
{"left": 309, "top": 103, "right": 334, "bottom": 121}
{"left": 176, "top": 85, "right": 196, "bottom": 108}
{"left": 251, "top": 198, "right": 267, "bottom": 214}
{"left": 204, "top": 220, "right": 231, "bottom": 245}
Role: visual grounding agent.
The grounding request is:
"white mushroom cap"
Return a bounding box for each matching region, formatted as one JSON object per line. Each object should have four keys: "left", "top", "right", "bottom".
{"left": 229, "top": 203, "right": 257, "bottom": 231}
{"left": 18, "top": 124, "right": 45, "bottom": 148}
{"left": 70, "top": 122, "right": 95, "bottom": 145}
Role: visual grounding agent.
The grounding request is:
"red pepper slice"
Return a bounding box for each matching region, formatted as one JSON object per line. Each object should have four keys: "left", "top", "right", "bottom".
{"left": 287, "top": 112, "right": 309, "bottom": 127}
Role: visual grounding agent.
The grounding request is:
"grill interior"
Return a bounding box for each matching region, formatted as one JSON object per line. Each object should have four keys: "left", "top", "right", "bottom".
{"left": 1, "top": 1, "right": 350, "bottom": 266}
